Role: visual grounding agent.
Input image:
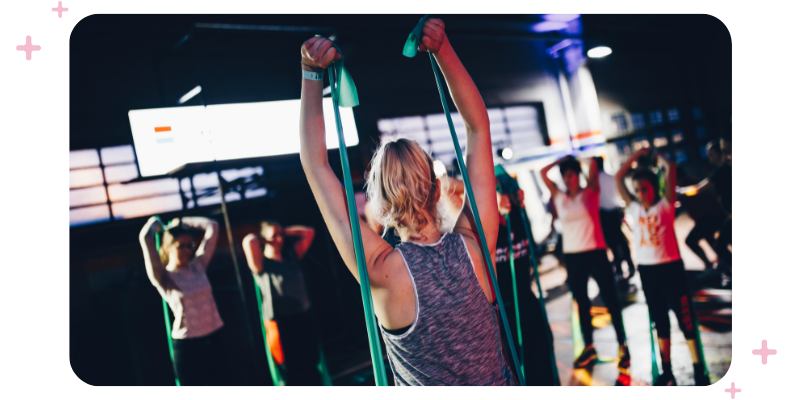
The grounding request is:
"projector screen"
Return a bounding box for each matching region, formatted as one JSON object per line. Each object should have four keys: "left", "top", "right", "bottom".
{"left": 129, "top": 99, "right": 359, "bottom": 177}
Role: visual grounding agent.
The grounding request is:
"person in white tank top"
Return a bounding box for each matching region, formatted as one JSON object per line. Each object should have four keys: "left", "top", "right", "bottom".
{"left": 615, "top": 147, "right": 710, "bottom": 386}
{"left": 540, "top": 156, "right": 630, "bottom": 380}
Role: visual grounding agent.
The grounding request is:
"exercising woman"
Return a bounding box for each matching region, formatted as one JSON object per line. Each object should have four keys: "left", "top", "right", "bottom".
{"left": 298, "top": 18, "right": 515, "bottom": 385}
{"left": 615, "top": 147, "right": 710, "bottom": 386}
{"left": 243, "top": 221, "right": 322, "bottom": 385}
{"left": 540, "top": 156, "right": 630, "bottom": 370}
{"left": 139, "top": 216, "right": 225, "bottom": 386}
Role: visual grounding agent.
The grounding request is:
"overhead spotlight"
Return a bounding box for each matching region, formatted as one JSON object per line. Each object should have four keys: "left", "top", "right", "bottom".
{"left": 433, "top": 159, "right": 447, "bottom": 177}
{"left": 587, "top": 46, "right": 612, "bottom": 58}
{"left": 542, "top": 14, "right": 580, "bottom": 22}
{"left": 178, "top": 85, "right": 202, "bottom": 105}
{"left": 531, "top": 21, "right": 569, "bottom": 33}
{"left": 501, "top": 147, "right": 514, "bottom": 160}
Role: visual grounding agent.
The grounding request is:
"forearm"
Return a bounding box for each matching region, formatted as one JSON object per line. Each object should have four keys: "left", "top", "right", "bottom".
{"left": 284, "top": 226, "right": 314, "bottom": 237}
{"left": 433, "top": 43, "right": 489, "bottom": 136}
{"left": 180, "top": 217, "right": 218, "bottom": 237}
{"left": 299, "top": 74, "right": 328, "bottom": 170}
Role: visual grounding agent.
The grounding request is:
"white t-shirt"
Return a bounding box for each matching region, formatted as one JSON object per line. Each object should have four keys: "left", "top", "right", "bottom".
{"left": 598, "top": 171, "right": 622, "bottom": 210}
{"left": 553, "top": 189, "right": 607, "bottom": 254}
{"left": 627, "top": 198, "right": 682, "bottom": 265}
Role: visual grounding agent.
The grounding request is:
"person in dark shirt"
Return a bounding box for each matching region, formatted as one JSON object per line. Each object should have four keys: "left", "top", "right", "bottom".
{"left": 676, "top": 167, "right": 725, "bottom": 271}
{"left": 496, "top": 185, "right": 559, "bottom": 385}
{"left": 243, "top": 221, "right": 323, "bottom": 385}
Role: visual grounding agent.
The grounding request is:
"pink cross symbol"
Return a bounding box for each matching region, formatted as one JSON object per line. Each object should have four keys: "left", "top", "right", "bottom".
{"left": 752, "top": 339, "right": 777, "bottom": 364}
{"left": 16, "top": 36, "right": 41, "bottom": 61}
{"left": 725, "top": 382, "right": 741, "bottom": 399}
{"left": 52, "top": 2, "right": 68, "bottom": 18}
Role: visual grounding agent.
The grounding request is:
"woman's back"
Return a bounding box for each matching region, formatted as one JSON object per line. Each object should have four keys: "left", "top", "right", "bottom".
{"left": 380, "top": 232, "right": 515, "bottom": 386}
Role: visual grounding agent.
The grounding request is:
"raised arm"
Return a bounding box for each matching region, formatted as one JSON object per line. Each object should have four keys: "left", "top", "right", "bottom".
{"left": 586, "top": 157, "right": 599, "bottom": 193}
{"left": 179, "top": 216, "right": 219, "bottom": 271}
{"left": 298, "top": 37, "right": 397, "bottom": 289}
{"left": 654, "top": 152, "right": 676, "bottom": 204}
{"left": 284, "top": 225, "right": 315, "bottom": 260}
{"left": 139, "top": 216, "right": 166, "bottom": 290}
{"left": 540, "top": 156, "right": 568, "bottom": 197}
{"left": 615, "top": 147, "right": 650, "bottom": 207}
{"left": 243, "top": 233, "right": 264, "bottom": 275}
{"left": 422, "top": 19, "right": 498, "bottom": 249}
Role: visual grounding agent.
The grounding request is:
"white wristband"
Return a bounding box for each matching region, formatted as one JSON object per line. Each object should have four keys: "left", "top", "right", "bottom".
{"left": 303, "top": 70, "right": 323, "bottom": 81}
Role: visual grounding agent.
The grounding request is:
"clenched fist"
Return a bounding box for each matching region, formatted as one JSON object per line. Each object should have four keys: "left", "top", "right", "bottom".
{"left": 417, "top": 18, "right": 449, "bottom": 54}
{"left": 301, "top": 36, "right": 342, "bottom": 71}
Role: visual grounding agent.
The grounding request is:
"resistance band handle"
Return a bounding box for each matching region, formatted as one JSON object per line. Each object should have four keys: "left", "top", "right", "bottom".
{"left": 426, "top": 52, "right": 523, "bottom": 385}
{"left": 504, "top": 214, "right": 525, "bottom": 384}
{"left": 518, "top": 207, "right": 560, "bottom": 385}
{"left": 327, "top": 60, "right": 388, "bottom": 386}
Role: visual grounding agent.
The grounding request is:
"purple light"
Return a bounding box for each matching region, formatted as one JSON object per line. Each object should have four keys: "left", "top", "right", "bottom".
{"left": 542, "top": 14, "right": 580, "bottom": 22}
{"left": 531, "top": 21, "right": 569, "bottom": 33}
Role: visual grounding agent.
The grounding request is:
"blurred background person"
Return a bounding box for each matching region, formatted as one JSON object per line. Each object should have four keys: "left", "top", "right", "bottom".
{"left": 243, "top": 221, "right": 322, "bottom": 385}
{"left": 616, "top": 147, "right": 710, "bottom": 386}
{"left": 594, "top": 156, "right": 636, "bottom": 296}
{"left": 540, "top": 156, "right": 629, "bottom": 371}
{"left": 138, "top": 216, "right": 226, "bottom": 386}
{"left": 675, "top": 166, "right": 724, "bottom": 276}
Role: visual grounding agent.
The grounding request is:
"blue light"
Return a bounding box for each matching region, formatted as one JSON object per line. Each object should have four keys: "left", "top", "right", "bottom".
{"left": 543, "top": 14, "right": 580, "bottom": 22}
{"left": 531, "top": 21, "right": 569, "bottom": 32}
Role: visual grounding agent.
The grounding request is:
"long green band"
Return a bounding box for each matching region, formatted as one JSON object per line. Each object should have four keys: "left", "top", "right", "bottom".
{"left": 253, "top": 278, "right": 286, "bottom": 386}
{"left": 519, "top": 207, "right": 560, "bottom": 385}
{"left": 504, "top": 214, "right": 526, "bottom": 384}
{"left": 648, "top": 313, "right": 660, "bottom": 384}
{"left": 153, "top": 216, "right": 180, "bottom": 386}
{"left": 324, "top": 43, "right": 388, "bottom": 386}
{"left": 402, "top": 17, "right": 523, "bottom": 383}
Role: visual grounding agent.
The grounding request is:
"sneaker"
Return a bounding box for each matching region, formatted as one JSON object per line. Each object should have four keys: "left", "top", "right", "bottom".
{"left": 694, "top": 364, "right": 711, "bottom": 386}
{"left": 618, "top": 345, "right": 631, "bottom": 369}
{"left": 654, "top": 372, "right": 676, "bottom": 386}
{"left": 574, "top": 345, "right": 597, "bottom": 368}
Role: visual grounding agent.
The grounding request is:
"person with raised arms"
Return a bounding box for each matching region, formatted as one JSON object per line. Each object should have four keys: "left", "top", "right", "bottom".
{"left": 298, "top": 18, "right": 515, "bottom": 386}
{"left": 615, "top": 147, "right": 710, "bottom": 386}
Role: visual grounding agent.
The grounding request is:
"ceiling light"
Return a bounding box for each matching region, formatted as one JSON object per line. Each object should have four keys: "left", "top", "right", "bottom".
{"left": 178, "top": 85, "right": 202, "bottom": 105}
{"left": 587, "top": 46, "right": 612, "bottom": 58}
{"left": 501, "top": 147, "right": 514, "bottom": 160}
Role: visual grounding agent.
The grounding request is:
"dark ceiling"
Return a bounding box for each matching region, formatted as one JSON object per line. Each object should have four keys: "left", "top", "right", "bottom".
{"left": 70, "top": 14, "right": 731, "bottom": 150}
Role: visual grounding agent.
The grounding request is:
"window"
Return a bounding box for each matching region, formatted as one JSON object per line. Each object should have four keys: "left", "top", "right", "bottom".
{"left": 674, "top": 149, "right": 688, "bottom": 164}
{"left": 377, "top": 104, "right": 546, "bottom": 168}
{"left": 631, "top": 113, "right": 646, "bottom": 130}
{"left": 667, "top": 108, "right": 680, "bottom": 122}
{"left": 696, "top": 126, "right": 708, "bottom": 140}
{"left": 615, "top": 141, "right": 631, "bottom": 157}
{"left": 632, "top": 136, "right": 650, "bottom": 151}
{"left": 611, "top": 113, "right": 628, "bottom": 135}
{"left": 653, "top": 132, "right": 668, "bottom": 148}
{"left": 649, "top": 110, "right": 664, "bottom": 126}
{"left": 671, "top": 128, "right": 684, "bottom": 144}
{"left": 70, "top": 144, "right": 267, "bottom": 227}
{"left": 693, "top": 107, "right": 704, "bottom": 120}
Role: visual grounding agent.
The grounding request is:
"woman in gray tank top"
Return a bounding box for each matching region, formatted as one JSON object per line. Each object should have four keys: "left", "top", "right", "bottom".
{"left": 298, "top": 18, "right": 515, "bottom": 385}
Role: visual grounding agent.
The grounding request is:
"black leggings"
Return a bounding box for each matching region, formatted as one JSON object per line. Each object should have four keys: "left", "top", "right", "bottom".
{"left": 172, "top": 328, "right": 226, "bottom": 386}
{"left": 686, "top": 215, "right": 724, "bottom": 268}
{"left": 715, "top": 218, "right": 732, "bottom": 274}
{"left": 599, "top": 209, "right": 635, "bottom": 278}
{"left": 639, "top": 260, "right": 697, "bottom": 340}
{"left": 564, "top": 249, "right": 627, "bottom": 346}
{"left": 274, "top": 310, "right": 323, "bottom": 386}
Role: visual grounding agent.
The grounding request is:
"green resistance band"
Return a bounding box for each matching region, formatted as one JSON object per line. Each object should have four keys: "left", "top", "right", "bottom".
{"left": 318, "top": 35, "right": 387, "bottom": 386}
{"left": 495, "top": 164, "right": 559, "bottom": 384}
{"left": 404, "top": 15, "right": 524, "bottom": 385}
{"left": 504, "top": 214, "right": 526, "bottom": 384}
{"left": 253, "top": 279, "right": 286, "bottom": 386}
{"left": 690, "top": 299, "right": 710, "bottom": 383}
{"left": 153, "top": 216, "right": 180, "bottom": 386}
{"left": 647, "top": 313, "right": 660, "bottom": 384}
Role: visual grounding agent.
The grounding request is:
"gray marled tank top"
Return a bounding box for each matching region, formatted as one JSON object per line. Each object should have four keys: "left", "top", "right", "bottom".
{"left": 380, "top": 232, "right": 516, "bottom": 386}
